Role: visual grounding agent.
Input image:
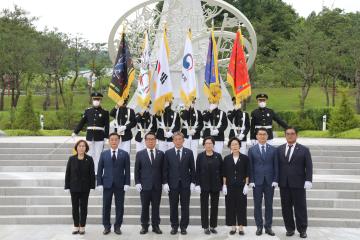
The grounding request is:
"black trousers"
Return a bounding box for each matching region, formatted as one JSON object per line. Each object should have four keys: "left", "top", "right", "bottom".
{"left": 70, "top": 191, "right": 90, "bottom": 227}
{"left": 280, "top": 186, "right": 308, "bottom": 233}
{"left": 102, "top": 187, "right": 125, "bottom": 230}
{"left": 200, "top": 191, "right": 220, "bottom": 229}
{"left": 140, "top": 189, "right": 162, "bottom": 228}
{"left": 253, "top": 183, "right": 274, "bottom": 229}
{"left": 169, "top": 183, "right": 191, "bottom": 229}
{"left": 225, "top": 185, "right": 247, "bottom": 226}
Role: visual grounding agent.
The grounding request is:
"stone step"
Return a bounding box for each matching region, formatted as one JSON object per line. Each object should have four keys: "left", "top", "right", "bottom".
{"left": 0, "top": 215, "right": 359, "bottom": 227}
{"left": 1, "top": 187, "right": 359, "bottom": 199}
{"left": 1, "top": 195, "right": 359, "bottom": 208}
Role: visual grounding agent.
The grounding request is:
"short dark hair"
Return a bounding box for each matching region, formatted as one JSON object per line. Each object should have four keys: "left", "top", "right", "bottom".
{"left": 256, "top": 128, "right": 268, "bottom": 135}
{"left": 228, "top": 137, "right": 242, "bottom": 148}
{"left": 109, "top": 132, "right": 120, "bottom": 139}
{"left": 145, "top": 132, "right": 156, "bottom": 140}
{"left": 172, "top": 131, "right": 184, "bottom": 139}
{"left": 74, "top": 140, "right": 89, "bottom": 153}
{"left": 202, "top": 136, "right": 215, "bottom": 146}
{"left": 285, "top": 126, "right": 298, "bottom": 134}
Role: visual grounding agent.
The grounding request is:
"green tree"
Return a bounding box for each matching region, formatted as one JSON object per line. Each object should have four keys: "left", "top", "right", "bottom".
{"left": 13, "top": 91, "right": 40, "bottom": 131}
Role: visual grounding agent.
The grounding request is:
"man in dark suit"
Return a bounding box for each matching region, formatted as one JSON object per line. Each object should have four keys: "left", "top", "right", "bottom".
{"left": 134, "top": 132, "right": 165, "bottom": 234}
{"left": 163, "top": 132, "right": 196, "bottom": 235}
{"left": 96, "top": 132, "right": 130, "bottom": 235}
{"left": 278, "top": 127, "right": 313, "bottom": 239}
{"left": 248, "top": 128, "right": 279, "bottom": 236}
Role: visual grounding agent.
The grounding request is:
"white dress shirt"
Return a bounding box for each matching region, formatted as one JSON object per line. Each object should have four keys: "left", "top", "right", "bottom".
{"left": 285, "top": 142, "right": 297, "bottom": 161}
{"left": 110, "top": 148, "right": 118, "bottom": 159}
{"left": 258, "top": 143, "right": 267, "bottom": 153}
{"left": 175, "top": 147, "right": 183, "bottom": 159}
{"left": 146, "top": 148, "right": 156, "bottom": 162}
{"left": 233, "top": 155, "right": 239, "bottom": 164}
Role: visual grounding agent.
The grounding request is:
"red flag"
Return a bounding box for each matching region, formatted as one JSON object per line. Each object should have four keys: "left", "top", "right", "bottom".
{"left": 227, "top": 29, "right": 251, "bottom": 105}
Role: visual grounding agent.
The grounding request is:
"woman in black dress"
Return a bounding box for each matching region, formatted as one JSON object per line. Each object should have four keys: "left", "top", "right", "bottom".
{"left": 65, "top": 140, "right": 95, "bottom": 235}
{"left": 222, "top": 137, "right": 250, "bottom": 235}
{"left": 195, "top": 136, "right": 223, "bottom": 235}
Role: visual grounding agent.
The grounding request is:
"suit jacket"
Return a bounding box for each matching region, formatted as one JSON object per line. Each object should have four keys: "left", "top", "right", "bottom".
{"left": 110, "top": 106, "right": 136, "bottom": 141}
{"left": 65, "top": 154, "right": 95, "bottom": 192}
{"left": 278, "top": 143, "right": 313, "bottom": 188}
{"left": 97, "top": 149, "right": 131, "bottom": 189}
{"left": 248, "top": 143, "right": 279, "bottom": 186}
{"left": 134, "top": 148, "right": 165, "bottom": 191}
{"left": 163, "top": 147, "right": 196, "bottom": 189}
{"left": 223, "top": 153, "right": 249, "bottom": 187}
{"left": 195, "top": 151, "right": 223, "bottom": 192}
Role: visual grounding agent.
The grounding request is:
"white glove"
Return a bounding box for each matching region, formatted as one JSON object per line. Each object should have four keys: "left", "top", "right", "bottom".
{"left": 304, "top": 181, "right": 312, "bottom": 190}
{"left": 136, "top": 184, "right": 142, "bottom": 192}
{"left": 124, "top": 185, "right": 129, "bottom": 192}
{"left": 211, "top": 129, "right": 219, "bottom": 136}
{"left": 222, "top": 185, "right": 227, "bottom": 196}
{"left": 190, "top": 183, "right": 196, "bottom": 192}
{"left": 71, "top": 132, "right": 76, "bottom": 139}
{"left": 104, "top": 138, "right": 109, "bottom": 145}
{"left": 195, "top": 185, "right": 201, "bottom": 193}
{"left": 96, "top": 185, "right": 103, "bottom": 192}
{"left": 249, "top": 182, "right": 255, "bottom": 188}
{"left": 272, "top": 182, "right": 278, "bottom": 188}
{"left": 166, "top": 131, "right": 173, "bottom": 138}
{"left": 238, "top": 133, "right": 245, "bottom": 140}
{"left": 243, "top": 184, "right": 249, "bottom": 195}
{"left": 251, "top": 140, "right": 257, "bottom": 146}
{"left": 64, "top": 189, "right": 70, "bottom": 193}
{"left": 118, "top": 126, "right": 126, "bottom": 132}
{"left": 163, "top": 183, "right": 170, "bottom": 194}
{"left": 189, "top": 129, "right": 196, "bottom": 136}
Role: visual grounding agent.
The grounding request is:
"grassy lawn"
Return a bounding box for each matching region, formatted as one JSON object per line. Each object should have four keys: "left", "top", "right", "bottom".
{"left": 275, "top": 128, "right": 360, "bottom": 139}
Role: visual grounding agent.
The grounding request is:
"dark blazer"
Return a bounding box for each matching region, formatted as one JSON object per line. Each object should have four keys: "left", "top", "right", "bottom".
{"left": 195, "top": 151, "right": 223, "bottom": 192}
{"left": 65, "top": 154, "right": 95, "bottom": 192}
{"left": 134, "top": 148, "right": 165, "bottom": 191}
{"left": 163, "top": 147, "right": 196, "bottom": 189}
{"left": 97, "top": 149, "right": 131, "bottom": 189}
{"left": 110, "top": 106, "right": 136, "bottom": 141}
{"left": 248, "top": 144, "right": 279, "bottom": 186}
{"left": 277, "top": 143, "right": 313, "bottom": 188}
{"left": 223, "top": 153, "right": 249, "bottom": 187}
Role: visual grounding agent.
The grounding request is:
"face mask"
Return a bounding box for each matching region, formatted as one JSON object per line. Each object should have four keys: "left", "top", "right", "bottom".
{"left": 209, "top": 104, "right": 217, "bottom": 111}
{"left": 234, "top": 104, "right": 242, "bottom": 110}
{"left": 92, "top": 100, "right": 100, "bottom": 107}
{"left": 164, "top": 102, "right": 170, "bottom": 108}
{"left": 258, "top": 102, "right": 266, "bottom": 108}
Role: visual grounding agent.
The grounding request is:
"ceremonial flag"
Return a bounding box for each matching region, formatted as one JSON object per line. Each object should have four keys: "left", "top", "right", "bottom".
{"left": 153, "top": 28, "right": 173, "bottom": 114}
{"left": 180, "top": 29, "right": 197, "bottom": 107}
{"left": 227, "top": 29, "right": 251, "bottom": 105}
{"left": 204, "top": 30, "right": 222, "bottom": 103}
{"left": 136, "top": 31, "right": 151, "bottom": 109}
{"left": 108, "top": 32, "right": 135, "bottom": 105}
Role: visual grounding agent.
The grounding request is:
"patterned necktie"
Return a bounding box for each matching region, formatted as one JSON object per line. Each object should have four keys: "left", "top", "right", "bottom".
{"left": 286, "top": 145, "right": 293, "bottom": 162}
{"left": 150, "top": 149, "right": 155, "bottom": 164}
{"left": 112, "top": 151, "right": 116, "bottom": 163}
{"left": 177, "top": 149, "right": 181, "bottom": 162}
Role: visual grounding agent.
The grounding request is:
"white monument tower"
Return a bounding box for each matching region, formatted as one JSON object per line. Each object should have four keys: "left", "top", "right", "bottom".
{"left": 108, "top": 0, "right": 257, "bottom": 111}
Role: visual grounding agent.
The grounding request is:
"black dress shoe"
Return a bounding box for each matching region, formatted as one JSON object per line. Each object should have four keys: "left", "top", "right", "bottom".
{"left": 265, "top": 228, "right": 275, "bottom": 236}
{"left": 72, "top": 230, "right": 79, "bottom": 235}
{"left": 256, "top": 227, "right": 263, "bottom": 236}
{"left": 210, "top": 228, "right": 217, "bottom": 234}
{"left": 140, "top": 227, "right": 148, "bottom": 234}
{"left": 103, "top": 228, "right": 111, "bottom": 235}
{"left": 114, "top": 227, "right": 122, "bottom": 235}
{"left": 239, "top": 230, "right": 245, "bottom": 235}
{"left": 229, "top": 230, "right": 236, "bottom": 235}
{"left": 286, "top": 230, "right": 295, "bottom": 236}
{"left": 152, "top": 226, "right": 162, "bottom": 234}
{"left": 204, "top": 228, "right": 211, "bottom": 235}
{"left": 180, "top": 229, "right": 187, "bottom": 235}
{"left": 170, "top": 228, "right": 178, "bottom": 235}
{"left": 300, "top": 232, "right": 307, "bottom": 238}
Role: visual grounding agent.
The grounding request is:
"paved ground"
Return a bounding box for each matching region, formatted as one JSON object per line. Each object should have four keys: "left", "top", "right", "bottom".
{"left": 1, "top": 225, "right": 360, "bottom": 240}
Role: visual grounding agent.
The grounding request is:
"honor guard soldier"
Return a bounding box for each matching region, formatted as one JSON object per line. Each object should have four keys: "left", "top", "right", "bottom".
{"left": 250, "top": 93, "right": 288, "bottom": 145}
{"left": 227, "top": 97, "right": 250, "bottom": 155}
{"left": 72, "top": 92, "right": 109, "bottom": 173}
{"left": 110, "top": 97, "right": 136, "bottom": 154}
{"left": 155, "top": 99, "right": 180, "bottom": 152}
{"left": 135, "top": 102, "right": 157, "bottom": 152}
{"left": 202, "top": 98, "right": 228, "bottom": 155}
{"left": 180, "top": 98, "right": 204, "bottom": 161}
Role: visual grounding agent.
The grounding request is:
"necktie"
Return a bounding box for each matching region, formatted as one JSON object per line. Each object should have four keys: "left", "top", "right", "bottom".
{"left": 112, "top": 151, "right": 116, "bottom": 163}
{"left": 150, "top": 149, "right": 155, "bottom": 164}
{"left": 286, "top": 145, "right": 293, "bottom": 162}
{"left": 261, "top": 145, "right": 266, "bottom": 159}
{"left": 177, "top": 149, "right": 181, "bottom": 162}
